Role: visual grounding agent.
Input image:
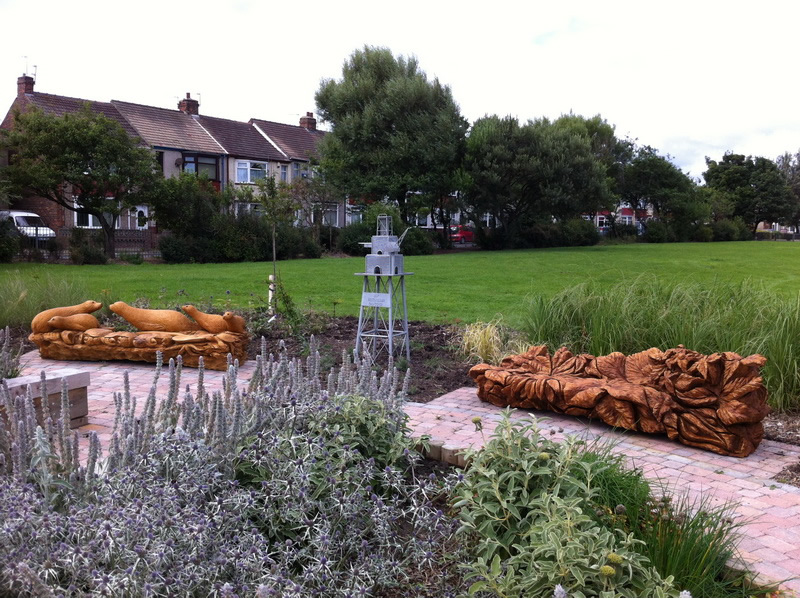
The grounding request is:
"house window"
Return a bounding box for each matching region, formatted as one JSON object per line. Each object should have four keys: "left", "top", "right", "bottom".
{"left": 621, "top": 215, "right": 633, "bottom": 225}
{"left": 236, "top": 160, "right": 268, "bottom": 184}
{"left": 280, "top": 165, "right": 288, "bottom": 182}
{"left": 183, "top": 154, "right": 219, "bottom": 181}
{"left": 597, "top": 215, "right": 609, "bottom": 228}
{"left": 348, "top": 209, "right": 363, "bottom": 225}
{"left": 293, "top": 163, "right": 301, "bottom": 181}
{"left": 75, "top": 210, "right": 102, "bottom": 229}
{"left": 322, "top": 205, "right": 339, "bottom": 227}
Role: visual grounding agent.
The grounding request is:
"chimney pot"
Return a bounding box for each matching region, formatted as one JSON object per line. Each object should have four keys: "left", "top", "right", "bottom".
{"left": 299, "top": 111, "right": 317, "bottom": 131}
{"left": 178, "top": 92, "right": 199, "bottom": 115}
{"left": 17, "top": 74, "right": 35, "bottom": 96}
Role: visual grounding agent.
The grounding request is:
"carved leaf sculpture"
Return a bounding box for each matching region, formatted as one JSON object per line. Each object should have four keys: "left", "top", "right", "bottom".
{"left": 469, "top": 345, "right": 770, "bottom": 457}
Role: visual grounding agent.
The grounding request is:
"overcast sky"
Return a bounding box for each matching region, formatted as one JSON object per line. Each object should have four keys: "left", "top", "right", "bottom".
{"left": 2, "top": 0, "right": 798, "bottom": 180}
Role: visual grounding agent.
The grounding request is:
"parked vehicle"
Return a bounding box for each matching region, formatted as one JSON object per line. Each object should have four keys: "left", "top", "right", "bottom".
{"left": 0, "top": 210, "right": 56, "bottom": 245}
{"left": 449, "top": 224, "right": 475, "bottom": 244}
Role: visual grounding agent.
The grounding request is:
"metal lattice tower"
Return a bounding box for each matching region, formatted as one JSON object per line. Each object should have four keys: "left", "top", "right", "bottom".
{"left": 355, "top": 215, "right": 413, "bottom": 364}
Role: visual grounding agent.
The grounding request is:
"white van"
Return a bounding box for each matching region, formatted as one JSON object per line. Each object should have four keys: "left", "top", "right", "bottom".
{"left": 0, "top": 210, "right": 57, "bottom": 243}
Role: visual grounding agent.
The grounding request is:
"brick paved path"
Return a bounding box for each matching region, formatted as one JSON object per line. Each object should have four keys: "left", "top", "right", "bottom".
{"left": 17, "top": 352, "right": 800, "bottom": 594}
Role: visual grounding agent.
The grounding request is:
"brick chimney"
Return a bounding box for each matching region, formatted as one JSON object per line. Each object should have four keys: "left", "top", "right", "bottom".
{"left": 178, "top": 92, "right": 199, "bottom": 115}
{"left": 17, "top": 74, "right": 34, "bottom": 96}
{"left": 299, "top": 111, "right": 316, "bottom": 130}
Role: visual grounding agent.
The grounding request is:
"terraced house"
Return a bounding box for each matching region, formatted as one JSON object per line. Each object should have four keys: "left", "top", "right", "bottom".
{"left": 1, "top": 74, "right": 340, "bottom": 250}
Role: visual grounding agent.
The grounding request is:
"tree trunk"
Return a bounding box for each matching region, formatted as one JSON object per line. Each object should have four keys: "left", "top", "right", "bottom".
{"left": 435, "top": 202, "right": 453, "bottom": 248}
{"left": 99, "top": 214, "right": 117, "bottom": 259}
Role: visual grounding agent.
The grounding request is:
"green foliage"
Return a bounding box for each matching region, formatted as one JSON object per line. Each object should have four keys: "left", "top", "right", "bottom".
{"left": 704, "top": 153, "right": 795, "bottom": 236}
{"left": 642, "top": 220, "right": 676, "bottom": 243}
{"left": 454, "top": 416, "right": 676, "bottom": 597}
{"left": 0, "top": 106, "right": 160, "bottom": 257}
{"left": 336, "top": 203, "right": 431, "bottom": 255}
{"left": 336, "top": 221, "right": 371, "bottom": 256}
{"left": 68, "top": 227, "right": 107, "bottom": 265}
{"left": 0, "top": 217, "right": 19, "bottom": 262}
{"left": 562, "top": 217, "right": 601, "bottom": 246}
{"left": 117, "top": 251, "right": 143, "bottom": 265}
{"left": 399, "top": 226, "right": 434, "bottom": 255}
{"left": 630, "top": 495, "right": 753, "bottom": 597}
{"left": 149, "top": 172, "right": 226, "bottom": 239}
{"left": 159, "top": 215, "right": 321, "bottom": 264}
{"left": 307, "top": 394, "right": 415, "bottom": 472}
{"left": 0, "top": 269, "right": 89, "bottom": 329}
{"left": 316, "top": 46, "right": 468, "bottom": 222}
{"left": 621, "top": 146, "right": 699, "bottom": 223}
{"left": 520, "top": 276, "right": 800, "bottom": 411}
{"left": 689, "top": 224, "right": 714, "bottom": 243}
{"left": 462, "top": 115, "right": 613, "bottom": 248}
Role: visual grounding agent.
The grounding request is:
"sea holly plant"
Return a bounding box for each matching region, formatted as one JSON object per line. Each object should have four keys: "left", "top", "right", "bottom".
{"left": 0, "top": 338, "right": 468, "bottom": 597}
{"left": 0, "top": 326, "right": 24, "bottom": 381}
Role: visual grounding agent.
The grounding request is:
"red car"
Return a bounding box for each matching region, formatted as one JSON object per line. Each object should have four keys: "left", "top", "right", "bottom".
{"left": 449, "top": 225, "right": 475, "bottom": 244}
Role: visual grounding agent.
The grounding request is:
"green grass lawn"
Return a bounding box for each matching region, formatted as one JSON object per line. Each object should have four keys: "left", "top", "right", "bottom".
{"left": 3, "top": 241, "right": 800, "bottom": 326}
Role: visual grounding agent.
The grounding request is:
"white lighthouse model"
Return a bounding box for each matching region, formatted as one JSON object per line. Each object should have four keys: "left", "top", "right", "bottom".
{"left": 354, "top": 215, "right": 412, "bottom": 364}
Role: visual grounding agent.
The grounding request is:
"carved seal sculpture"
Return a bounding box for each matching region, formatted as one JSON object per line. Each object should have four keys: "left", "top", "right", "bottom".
{"left": 469, "top": 345, "right": 770, "bottom": 457}
{"left": 29, "top": 301, "right": 249, "bottom": 370}
{"left": 182, "top": 305, "right": 227, "bottom": 333}
{"left": 222, "top": 311, "right": 247, "bottom": 334}
{"left": 31, "top": 300, "right": 102, "bottom": 333}
{"left": 110, "top": 301, "right": 198, "bottom": 332}
{"left": 48, "top": 314, "right": 100, "bottom": 331}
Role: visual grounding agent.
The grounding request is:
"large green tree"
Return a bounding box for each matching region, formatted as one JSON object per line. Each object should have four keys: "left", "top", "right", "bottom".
{"left": 704, "top": 153, "right": 794, "bottom": 236}
{"left": 620, "top": 146, "right": 701, "bottom": 232}
{"left": 315, "top": 46, "right": 468, "bottom": 224}
{"left": 0, "top": 106, "right": 160, "bottom": 257}
{"left": 461, "top": 115, "right": 612, "bottom": 247}
{"left": 777, "top": 150, "right": 800, "bottom": 230}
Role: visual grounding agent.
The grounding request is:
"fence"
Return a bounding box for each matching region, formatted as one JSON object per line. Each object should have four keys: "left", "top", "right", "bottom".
{"left": 12, "top": 227, "right": 162, "bottom": 261}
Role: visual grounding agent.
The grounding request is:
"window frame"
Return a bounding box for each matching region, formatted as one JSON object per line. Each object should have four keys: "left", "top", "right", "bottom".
{"left": 235, "top": 160, "right": 269, "bottom": 184}
{"left": 182, "top": 153, "right": 219, "bottom": 181}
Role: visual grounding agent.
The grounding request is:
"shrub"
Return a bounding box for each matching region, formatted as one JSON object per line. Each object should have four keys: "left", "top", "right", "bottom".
{"left": 336, "top": 221, "right": 371, "bottom": 255}
{"left": 68, "top": 228, "right": 107, "bottom": 265}
{"left": 117, "top": 251, "right": 143, "bottom": 264}
{"left": 317, "top": 224, "right": 340, "bottom": 252}
{"left": 158, "top": 233, "right": 198, "bottom": 263}
{"left": 0, "top": 218, "right": 20, "bottom": 262}
{"left": 689, "top": 224, "right": 714, "bottom": 243}
{"left": 454, "top": 415, "right": 677, "bottom": 597}
{"left": 611, "top": 223, "right": 639, "bottom": 239}
{"left": 400, "top": 227, "right": 434, "bottom": 256}
{"left": 160, "top": 216, "right": 322, "bottom": 263}
{"left": 711, "top": 219, "right": 740, "bottom": 242}
{"left": 642, "top": 220, "right": 676, "bottom": 243}
{"left": 0, "top": 341, "right": 466, "bottom": 597}
{"left": 562, "top": 217, "right": 600, "bottom": 247}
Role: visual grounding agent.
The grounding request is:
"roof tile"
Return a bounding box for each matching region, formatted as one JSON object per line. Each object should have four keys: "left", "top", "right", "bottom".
{"left": 112, "top": 100, "right": 224, "bottom": 155}
{"left": 250, "top": 118, "right": 325, "bottom": 162}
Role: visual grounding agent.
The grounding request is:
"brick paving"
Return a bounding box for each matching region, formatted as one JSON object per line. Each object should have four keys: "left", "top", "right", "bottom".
{"left": 17, "top": 352, "right": 800, "bottom": 594}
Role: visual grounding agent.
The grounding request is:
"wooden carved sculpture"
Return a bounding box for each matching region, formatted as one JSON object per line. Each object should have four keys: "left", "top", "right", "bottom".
{"left": 31, "top": 300, "right": 103, "bottom": 333}
{"left": 29, "top": 302, "right": 248, "bottom": 371}
{"left": 469, "top": 345, "right": 770, "bottom": 457}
